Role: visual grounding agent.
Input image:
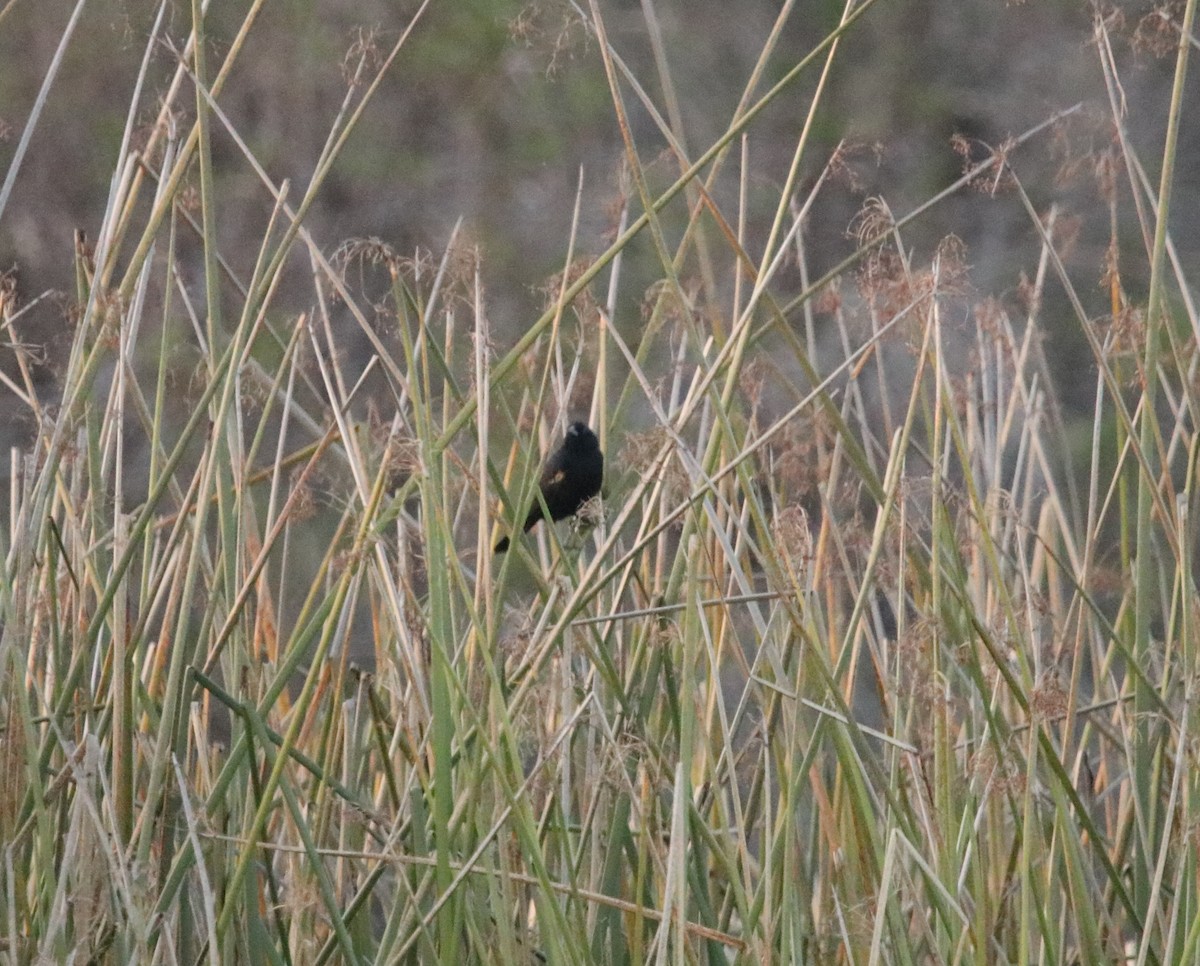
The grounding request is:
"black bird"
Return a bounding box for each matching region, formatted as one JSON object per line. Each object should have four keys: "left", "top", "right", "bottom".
{"left": 495, "top": 421, "right": 604, "bottom": 553}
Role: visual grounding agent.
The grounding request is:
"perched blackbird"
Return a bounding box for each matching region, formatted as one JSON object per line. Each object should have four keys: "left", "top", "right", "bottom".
{"left": 494, "top": 421, "right": 604, "bottom": 553}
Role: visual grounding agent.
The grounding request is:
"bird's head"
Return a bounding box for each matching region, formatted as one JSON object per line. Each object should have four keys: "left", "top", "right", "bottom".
{"left": 565, "top": 421, "right": 599, "bottom": 451}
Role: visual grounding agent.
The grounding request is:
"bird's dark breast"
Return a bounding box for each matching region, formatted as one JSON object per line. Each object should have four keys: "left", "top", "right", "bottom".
{"left": 535, "top": 449, "right": 602, "bottom": 526}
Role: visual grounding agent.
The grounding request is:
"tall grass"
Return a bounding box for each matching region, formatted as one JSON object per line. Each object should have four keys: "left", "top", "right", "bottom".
{"left": 2, "top": 1, "right": 1199, "bottom": 962}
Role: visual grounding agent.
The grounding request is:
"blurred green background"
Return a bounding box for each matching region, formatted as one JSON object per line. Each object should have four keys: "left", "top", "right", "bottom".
{"left": 1, "top": 0, "right": 1195, "bottom": 425}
